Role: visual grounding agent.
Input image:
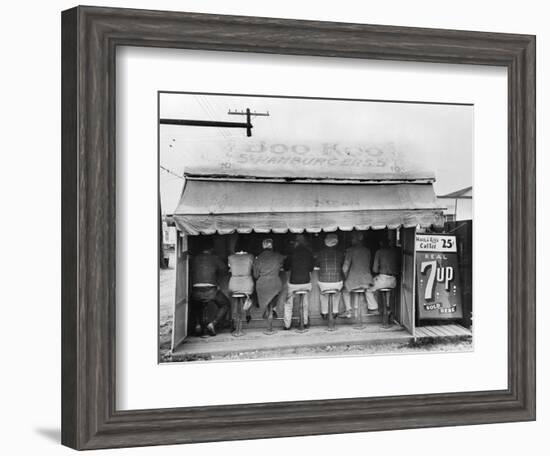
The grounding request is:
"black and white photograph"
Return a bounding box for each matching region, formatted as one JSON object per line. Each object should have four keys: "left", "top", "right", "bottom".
{"left": 0, "top": 0, "right": 542, "bottom": 453}
{"left": 159, "top": 92, "right": 473, "bottom": 363}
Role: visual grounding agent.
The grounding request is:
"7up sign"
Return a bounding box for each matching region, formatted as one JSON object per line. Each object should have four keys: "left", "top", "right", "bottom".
{"left": 415, "top": 234, "right": 463, "bottom": 320}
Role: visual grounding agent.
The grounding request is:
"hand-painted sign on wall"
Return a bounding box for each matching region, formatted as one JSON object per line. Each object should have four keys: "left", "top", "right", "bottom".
{"left": 415, "top": 234, "right": 463, "bottom": 320}
{"left": 226, "top": 141, "right": 400, "bottom": 172}
{"left": 175, "top": 139, "right": 434, "bottom": 181}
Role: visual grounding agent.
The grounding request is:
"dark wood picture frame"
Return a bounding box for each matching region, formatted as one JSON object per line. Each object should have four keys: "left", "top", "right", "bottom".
{"left": 61, "top": 6, "right": 536, "bottom": 450}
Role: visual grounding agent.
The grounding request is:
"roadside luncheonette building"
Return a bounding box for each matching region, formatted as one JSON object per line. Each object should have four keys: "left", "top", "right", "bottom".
{"left": 167, "top": 139, "right": 456, "bottom": 352}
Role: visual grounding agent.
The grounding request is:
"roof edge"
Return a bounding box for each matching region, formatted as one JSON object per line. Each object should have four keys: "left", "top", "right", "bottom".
{"left": 184, "top": 172, "right": 436, "bottom": 184}
{"left": 437, "top": 186, "right": 473, "bottom": 198}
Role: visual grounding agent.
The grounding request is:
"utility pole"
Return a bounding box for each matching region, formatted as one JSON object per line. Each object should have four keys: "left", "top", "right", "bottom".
{"left": 158, "top": 107, "right": 269, "bottom": 267}
{"left": 227, "top": 108, "right": 270, "bottom": 137}
{"left": 159, "top": 108, "right": 269, "bottom": 137}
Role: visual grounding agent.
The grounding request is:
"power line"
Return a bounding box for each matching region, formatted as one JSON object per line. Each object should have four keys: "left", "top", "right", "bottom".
{"left": 210, "top": 97, "right": 238, "bottom": 138}
{"left": 160, "top": 104, "right": 269, "bottom": 138}
{"left": 197, "top": 96, "right": 231, "bottom": 139}
{"left": 159, "top": 165, "right": 184, "bottom": 180}
{"left": 227, "top": 108, "right": 270, "bottom": 137}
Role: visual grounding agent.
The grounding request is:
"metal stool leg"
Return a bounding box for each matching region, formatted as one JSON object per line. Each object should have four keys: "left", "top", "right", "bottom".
{"left": 389, "top": 291, "right": 395, "bottom": 323}
{"left": 353, "top": 293, "right": 365, "bottom": 330}
{"left": 200, "top": 303, "right": 210, "bottom": 338}
{"left": 299, "top": 294, "right": 305, "bottom": 331}
{"left": 327, "top": 294, "right": 336, "bottom": 331}
{"left": 295, "top": 294, "right": 308, "bottom": 333}
{"left": 264, "top": 303, "right": 275, "bottom": 335}
{"left": 382, "top": 291, "right": 392, "bottom": 328}
{"left": 232, "top": 297, "right": 244, "bottom": 337}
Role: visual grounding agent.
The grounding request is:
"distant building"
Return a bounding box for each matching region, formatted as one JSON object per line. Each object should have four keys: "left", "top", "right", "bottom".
{"left": 437, "top": 186, "right": 472, "bottom": 222}
{"left": 162, "top": 215, "right": 177, "bottom": 247}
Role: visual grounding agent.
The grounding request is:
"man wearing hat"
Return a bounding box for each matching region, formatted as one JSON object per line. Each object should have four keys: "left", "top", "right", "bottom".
{"left": 316, "top": 233, "right": 345, "bottom": 319}
{"left": 342, "top": 231, "right": 378, "bottom": 316}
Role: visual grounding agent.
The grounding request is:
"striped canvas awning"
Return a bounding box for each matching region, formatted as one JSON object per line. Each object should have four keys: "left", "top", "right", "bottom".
{"left": 172, "top": 178, "right": 444, "bottom": 235}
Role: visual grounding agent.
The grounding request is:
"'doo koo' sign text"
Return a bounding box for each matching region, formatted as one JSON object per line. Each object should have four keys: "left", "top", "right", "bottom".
{"left": 180, "top": 139, "right": 432, "bottom": 181}
{"left": 415, "top": 234, "right": 463, "bottom": 320}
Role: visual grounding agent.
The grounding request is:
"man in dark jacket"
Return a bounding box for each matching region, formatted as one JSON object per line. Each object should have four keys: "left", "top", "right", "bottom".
{"left": 190, "top": 245, "right": 230, "bottom": 336}
{"left": 371, "top": 238, "right": 401, "bottom": 289}
{"left": 283, "top": 234, "right": 314, "bottom": 329}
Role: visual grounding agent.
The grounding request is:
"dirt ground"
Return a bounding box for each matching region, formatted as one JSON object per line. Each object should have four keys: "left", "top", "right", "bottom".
{"left": 164, "top": 338, "right": 472, "bottom": 363}
{"left": 159, "top": 251, "right": 472, "bottom": 362}
{"left": 159, "top": 250, "right": 176, "bottom": 357}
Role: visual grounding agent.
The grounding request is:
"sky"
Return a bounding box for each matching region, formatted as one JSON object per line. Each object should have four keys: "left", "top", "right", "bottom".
{"left": 159, "top": 92, "right": 473, "bottom": 214}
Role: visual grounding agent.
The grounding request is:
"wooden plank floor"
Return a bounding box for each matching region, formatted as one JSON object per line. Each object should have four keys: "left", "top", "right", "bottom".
{"left": 244, "top": 313, "right": 382, "bottom": 329}
{"left": 173, "top": 323, "right": 410, "bottom": 358}
{"left": 415, "top": 323, "right": 471, "bottom": 338}
{"left": 171, "top": 323, "right": 472, "bottom": 361}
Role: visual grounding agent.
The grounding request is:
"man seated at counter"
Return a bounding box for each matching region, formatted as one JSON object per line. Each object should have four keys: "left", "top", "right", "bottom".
{"left": 342, "top": 231, "right": 378, "bottom": 316}
{"left": 316, "top": 233, "right": 345, "bottom": 320}
{"left": 189, "top": 243, "right": 231, "bottom": 337}
{"left": 370, "top": 237, "right": 401, "bottom": 308}
{"left": 253, "top": 238, "right": 285, "bottom": 320}
{"left": 283, "top": 234, "right": 314, "bottom": 330}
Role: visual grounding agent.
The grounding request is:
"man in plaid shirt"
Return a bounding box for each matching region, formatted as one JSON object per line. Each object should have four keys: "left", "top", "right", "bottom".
{"left": 316, "top": 233, "right": 345, "bottom": 318}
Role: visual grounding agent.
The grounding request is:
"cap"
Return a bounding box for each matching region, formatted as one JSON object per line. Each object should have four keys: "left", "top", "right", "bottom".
{"left": 324, "top": 233, "right": 338, "bottom": 247}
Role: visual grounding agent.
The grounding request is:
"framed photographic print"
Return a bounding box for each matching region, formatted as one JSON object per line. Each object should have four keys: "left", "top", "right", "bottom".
{"left": 61, "top": 5, "right": 536, "bottom": 450}
{"left": 159, "top": 91, "right": 473, "bottom": 363}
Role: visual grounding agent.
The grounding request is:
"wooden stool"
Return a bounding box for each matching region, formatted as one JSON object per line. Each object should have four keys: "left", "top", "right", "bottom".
{"left": 294, "top": 290, "right": 309, "bottom": 333}
{"left": 380, "top": 288, "right": 393, "bottom": 328}
{"left": 322, "top": 289, "right": 339, "bottom": 331}
{"left": 351, "top": 288, "right": 366, "bottom": 330}
{"left": 231, "top": 292, "right": 246, "bottom": 337}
